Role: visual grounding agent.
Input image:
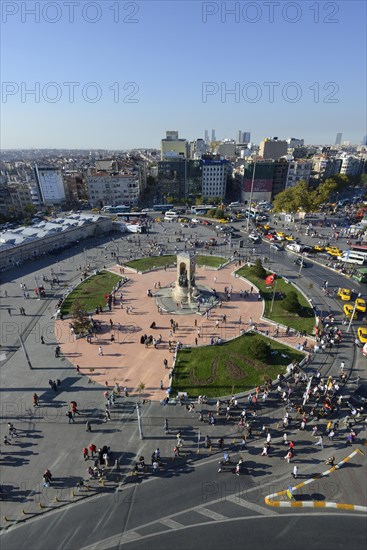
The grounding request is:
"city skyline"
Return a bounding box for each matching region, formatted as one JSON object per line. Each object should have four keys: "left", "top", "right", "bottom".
{"left": 1, "top": 1, "right": 366, "bottom": 149}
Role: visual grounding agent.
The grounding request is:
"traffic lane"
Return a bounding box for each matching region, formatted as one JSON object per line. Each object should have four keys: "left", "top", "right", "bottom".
{"left": 115, "top": 514, "right": 367, "bottom": 550}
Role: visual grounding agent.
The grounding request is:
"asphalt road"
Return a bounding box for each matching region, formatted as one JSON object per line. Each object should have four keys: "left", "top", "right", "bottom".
{"left": 1, "top": 213, "right": 366, "bottom": 550}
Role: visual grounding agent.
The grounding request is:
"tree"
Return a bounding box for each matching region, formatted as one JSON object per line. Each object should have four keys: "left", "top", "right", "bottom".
{"left": 281, "top": 291, "right": 301, "bottom": 313}
{"left": 251, "top": 258, "right": 266, "bottom": 279}
{"left": 70, "top": 299, "right": 88, "bottom": 324}
{"left": 273, "top": 180, "right": 336, "bottom": 214}
{"left": 252, "top": 339, "right": 271, "bottom": 362}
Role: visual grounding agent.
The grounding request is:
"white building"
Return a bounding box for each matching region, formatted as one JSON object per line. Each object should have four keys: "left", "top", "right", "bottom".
{"left": 161, "top": 131, "right": 188, "bottom": 160}
{"left": 189, "top": 139, "right": 209, "bottom": 159}
{"left": 201, "top": 160, "right": 227, "bottom": 199}
{"left": 339, "top": 154, "right": 364, "bottom": 176}
{"left": 87, "top": 174, "right": 140, "bottom": 207}
{"left": 286, "top": 160, "right": 312, "bottom": 188}
{"left": 34, "top": 165, "right": 66, "bottom": 205}
{"left": 286, "top": 137, "right": 304, "bottom": 148}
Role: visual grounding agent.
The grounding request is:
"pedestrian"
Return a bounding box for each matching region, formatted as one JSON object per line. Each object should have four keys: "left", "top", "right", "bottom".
{"left": 7, "top": 308, "right": 11, "bottom": 316}
{"left": 83, "top": 447, "right": 89, "bottom": 460}
{"left": 163, "top": 358, "right": 168, "bottom": 369}
{"left": 164, "top": 418, "right": 168, "bottom": 434}
{"left": 86, "top": 420, "right": 92, "bottom": 432}
{"left": 105, "top": 408, "right": 111, "bottom": 421}
{"left": 285, "top": 450, "right": 293, "bottom": 463}
{"left": 98, "top": 345, "right": 103, "bottom": 356}
{"left": 312, "top": 425, "right": 318, "bottom": 436}
{"left": 260, "top": 444, "right": 268, "bottom": 456}
{"left": 89, "top": 443, "right": 97, "bottom": 458}
{"left": 314, "top": 436, "right": 323, "bottom": 449}
{"left": 292, "top": 465, "right": 298, "bottom": 478}
{"left": 3, "top": 435, "right": 11, "bottom": 445}
{"left": 66, "top": 411, "right": 75, "bottom": 423}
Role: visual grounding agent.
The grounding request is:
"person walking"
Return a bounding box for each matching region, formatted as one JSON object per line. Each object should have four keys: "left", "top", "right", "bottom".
{"left": 86, "top": 420, "right": 92, "bottom": 432}
{"left": 164, "top": 418, "right": 169, "bottom": 434}
{"left": 7, "top": 308, "right": 12, "bottom": 316}
{"left": 66, "top": 411, "right": 75, "bottom": 424}
{"left": 83, "top": 447, "right": 89, "bottom": 461}
{"left": 105, "top": 408, "right": 111, "bottom": 421}
{"left": 314, "top": 435, "right": 324, "bottom": 449}
{"left": 284, "top": 450, "right": 293, "bottom": 463}
{"left": 260, "top": 444, "right": 268, "bottom": 456}
{"left": 98, "top": 345, "right": 103, "bottom": 356}
{"left": 292, "top": 465, "right": 299, "bottom": 478}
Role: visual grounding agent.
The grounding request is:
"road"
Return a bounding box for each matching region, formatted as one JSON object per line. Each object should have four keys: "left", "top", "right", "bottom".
{"left": 0, "top": 213, "right": 366, "bottom": 550}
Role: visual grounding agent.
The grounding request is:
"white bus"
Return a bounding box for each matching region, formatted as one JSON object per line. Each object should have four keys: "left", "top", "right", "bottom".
{"left": 164, "top": 211, "right": 179, "bottom": 221}
{"left": 337, "top": 251, "right": 367, "bottom": 265}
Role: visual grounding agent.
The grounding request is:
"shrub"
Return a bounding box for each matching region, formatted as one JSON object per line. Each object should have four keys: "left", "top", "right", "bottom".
{"left": 282, "top": 291, "right": 302, "bottom": 313}
{"left": 251, "top": 258, "right": 266, "bottom": 279}
{"left": 252, "top": 339, "right": 271, "bottom": 362}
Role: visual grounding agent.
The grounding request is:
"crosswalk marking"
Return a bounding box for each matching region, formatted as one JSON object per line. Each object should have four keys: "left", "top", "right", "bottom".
{"left": 160, "top": 518, "right": 184, "bottom": 529}
{"left": 227, "top": 494, "right": 276, "bottom": 516}
{"left": 197, "top": 507, "right": 228, "bottom": 521}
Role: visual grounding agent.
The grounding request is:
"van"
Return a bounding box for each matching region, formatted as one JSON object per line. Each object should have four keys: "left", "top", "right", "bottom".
{"left": 337, "top": 251, "right": 367, "bottom": 265}
{"left": 164, "top": 211, "right": 179, "bottom": 222}
{"left": 229, "top": 201, "right": 240, "bottom": 208}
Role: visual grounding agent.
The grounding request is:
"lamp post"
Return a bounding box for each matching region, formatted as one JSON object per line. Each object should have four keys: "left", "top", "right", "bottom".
{"left": 270, "top": 278, "right": 278, "bottom": 314}
{"left": 346, "top": 301, "right": 357, "bottom": 333}
{"left": 136, "top": 403, "right": 144, "bottom": 439}
{"left": 298, "top": 256, "right": 304, "bottom": 277}
{"left": 246, "top": 159, "right": 257, "bottom": 233}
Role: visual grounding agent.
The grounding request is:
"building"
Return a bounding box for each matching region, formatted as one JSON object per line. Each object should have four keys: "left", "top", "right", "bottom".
{"left": 86, "top": 174, "right": 140, "bottom": 207}
{"left": 157, "top": 159, "right": 202, "bottom": 200}
{"left": 161, "top": 131, "right": 188, "bottom": 160}
{"left": 237, "top": 131, "right": 243, "bottom": 143}
{"left": 339, "top": 154, "right": 365, "bottom": 177}
{"left": 311, "top": 155, "right": 342, "bottom": 183}
{"left": 7, "top": 183, "right": 33, "bottom": 215}
{"left": 243, "top": 132, "right": 251, "bottom": 143}
{"left": 217, "top": 139, "right": 236, "bottom": 158}
{"left": 189, "top": 139, "right": 208, "bottom": 159}
{"left": 201, "top": 159, "right": 228, "bottom": 200}
{"left": 286, "top": 160, "right": 312, "bottom": 188}
{"left": 272, "top": 160, "right": 289, "bottom": 198}
{"left": 204, "top": 130, "right": 210, "bottom": 144}
{"left": 211, "top": 129, "right": 216, "bottom": 142}
{"left": 286, "top": 137, "right": 304, "bottom": 148}
{"left": 34, "top": 165, "right": 66, "bottom": 205}
{"left": 259, "top": 138, "right": 288, "bottom": 160}
{"left": 335, "top": 133, "right": 343, "bottom": 145}
{"left": 241, "top": 160, "right": 274, "bottom": 204}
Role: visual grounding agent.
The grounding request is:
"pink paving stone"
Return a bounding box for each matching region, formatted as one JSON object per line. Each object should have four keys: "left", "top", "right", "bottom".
{"left": 56, "top": 262, "right": 304, "bottom": 400}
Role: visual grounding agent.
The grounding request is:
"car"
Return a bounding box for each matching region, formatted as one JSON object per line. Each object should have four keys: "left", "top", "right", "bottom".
{"left": 358, "top": 327, "right": 367, "bottom": 344}
{"left": 263, "top": 224, "right": 271, "bottom": 230}
{"left": 343, "top": 304, "right": 357, "bottom": 319}
{"left": 313, "top": 245, "right": 324, "bottom": 252}
{"left": 270, "top": 243, "right": 284, "bottom": 251}
{"left": 293, "top": 257, "right": 310, "bottom": 267}
{"left": 276, "top": 231, "right": 286, "bottom": 238}
{"left": 285, "top": 235, "right": 295, "bottom": 241}
{"left": 249, "top": 234, "right": 261, "bottom": 243}
{"left": 355, "top": 298, "right": 366, "bottom": 313}
{"left": 141, "top": 208, "right": 151, "bottom": 213}
{"left": 179, "top": 217, "right": 189, "bottom": 223}
{"left": 201, "top": 220, "right": 211, "bottom": 226}
{"left": 265, "top": 233, "right": 275, "bottom": 241}
{"left": 325, "top": 246, "right": 341, "bottom": 256}
{"left": 337, "top": 288, "right": 352, "bottom": 301}
{"left": 206, "top": 238, "right": 217, "bottom": 246}
{"left": 218, "top": 219, "right": 228, "bottom": 224}
{"left": 191, "top": 218, "right": 200, "bottom": 224}
{"left": 155, "top": 217, "right": 163, "bottom": 222}
{"left": 236, "top": 214, "right": 244, "bottom": 219}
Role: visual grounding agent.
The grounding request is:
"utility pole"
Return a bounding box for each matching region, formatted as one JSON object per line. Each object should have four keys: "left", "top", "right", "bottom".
{"left": 270, "top": 278, "right": 278, "bottom": 314}
{"left": 246, "top": 159, "right": 256, "bottom": 233}
{"left": 298, "top": 256, "right": 304, "bottom": 277}
{"left": 346, "top": 301, "right": 357, "bottom": 333}
{"left": 19, "top": 334, "right": 33, "bottom": 370}
{"left": 136, "top": 403, "right": 144, "bottom": 439}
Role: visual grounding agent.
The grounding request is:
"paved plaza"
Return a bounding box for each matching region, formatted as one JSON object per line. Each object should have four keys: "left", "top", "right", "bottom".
{"left": 56, "top": 261, "right": 303, "bottom": 399}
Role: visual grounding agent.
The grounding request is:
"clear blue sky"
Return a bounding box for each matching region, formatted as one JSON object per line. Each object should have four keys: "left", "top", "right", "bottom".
{"left": 1, "top": 0, "right": 366, "bottom": 149}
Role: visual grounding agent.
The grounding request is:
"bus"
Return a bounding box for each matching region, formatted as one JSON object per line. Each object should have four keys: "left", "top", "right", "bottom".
{"left": 351, "top": 244, "right": 367, "bottom": 253}
{"left": 352, "top": 267, "right": 367, "bottom": 283}
{"left": 337, "top": 251, "right": 367, "bottom": 265}
{"left": 191, "top": 205, "right": 217, "bottom": 214}
{"left": 103, "top": 205, "right": 130, "bottom": 214}
{"left": 116, "top": 212, "right": 147, "bottom": 221}
{"left": 153, "top": 204, "right": 172, "bottom": 212}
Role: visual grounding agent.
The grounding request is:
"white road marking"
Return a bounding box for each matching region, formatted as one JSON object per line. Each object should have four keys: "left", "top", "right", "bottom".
{"left": 196, "top": 507, "right": 228, "bottom": 521}
{"left": 160, "top": 518, "right": 184, "bottom": 529}
{"left": 227, "top": 494, "right": 276, "bottom": 516}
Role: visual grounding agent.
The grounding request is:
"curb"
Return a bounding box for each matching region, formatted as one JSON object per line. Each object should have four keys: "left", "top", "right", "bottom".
{"left": 264, "top": 448, "right": 366, "bottom": 511}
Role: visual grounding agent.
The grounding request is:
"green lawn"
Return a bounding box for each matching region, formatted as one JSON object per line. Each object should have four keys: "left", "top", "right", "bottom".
{"left": 171, "top": 332, "right": 305, "bottom": 398}
{"left": 61, "top": 271, "right": 123, "bottom": 315}
{"left": 236, "top": 266, "right": 315, "bottom": 335}
{"left": 125, "top": 254, "right": 227, "bottom": 272}
{"left": 125, "top": 255, "right": 176, "bottom": 272}
{"left": 195, "top": 255, "right": 227, "bottom": 268}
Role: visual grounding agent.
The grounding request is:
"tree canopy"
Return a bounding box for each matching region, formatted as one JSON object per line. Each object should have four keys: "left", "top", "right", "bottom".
{"left": 273, "top": 180, "right": 337, "bottom": 214}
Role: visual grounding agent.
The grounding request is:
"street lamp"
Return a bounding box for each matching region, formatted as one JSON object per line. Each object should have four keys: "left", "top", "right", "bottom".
{"left": 346, "top": 301, "right": 357, "bottom": 333}
{"left": 246, "top": 158, "right": 257, "bottom": 233}
{"left": 298, "top": 256, "right": 304, "bottom": 277}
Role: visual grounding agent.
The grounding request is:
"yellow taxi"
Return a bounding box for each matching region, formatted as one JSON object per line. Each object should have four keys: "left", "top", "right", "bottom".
{"left": 337, "top": 288, "right": 352, "bottom": 301}
{"left": 313, "top": 245, "right": 324, "bottom": 252}
{"left": 358, "top": 327, "right": 367, "bottom": 343}
{"left": 285, "top": 235, "right": 295, "bottom": 241}
{"left": 179, "top": 217, "right": 189, "bottom": 223}
{"left": 236, "top": 213, "right": 244, "bottom": 219}
{"left": 219, "top": 219, "right": 228, "bottom": 224}
{"left": 325, "top": 246, "right": 341, "bottom": 256}
{"left": 91, "top": 208, "right": 99, "bottom": 213}
{"left": 155, "top": 217, "right": 162, "bottom": 222}
{"left": 276, "top": 231, "right": 286, "bottom": 238}
{"left": 355, "top": 298, "right": 366, "bottom": 313}
{"left": 343, "top": 304, "right": 357, "bottom": 319}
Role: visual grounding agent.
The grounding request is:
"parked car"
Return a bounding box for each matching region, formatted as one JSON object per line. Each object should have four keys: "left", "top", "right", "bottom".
{"left": 270, "top": 243, "right": 284, "bottom": 251}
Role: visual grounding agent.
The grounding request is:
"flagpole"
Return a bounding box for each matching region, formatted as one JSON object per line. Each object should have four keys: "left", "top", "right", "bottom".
{"left": 270, "top": 278, "right": 277, "bottom": 314}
